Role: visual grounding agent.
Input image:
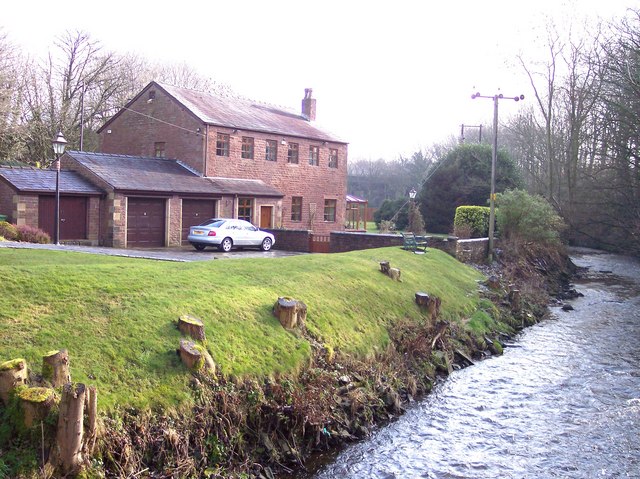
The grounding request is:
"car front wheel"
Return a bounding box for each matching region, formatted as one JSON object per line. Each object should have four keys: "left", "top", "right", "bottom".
{"left": 219, "top": 237, "right": 233, "bottom": 252}
{"left": 261, "top": 237, "right": 273, "bottom": 251}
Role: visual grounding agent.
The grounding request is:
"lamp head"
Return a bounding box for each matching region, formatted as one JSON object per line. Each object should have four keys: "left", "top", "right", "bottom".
{"left": 52, "top": 131, "right": 67, "bottom": 155}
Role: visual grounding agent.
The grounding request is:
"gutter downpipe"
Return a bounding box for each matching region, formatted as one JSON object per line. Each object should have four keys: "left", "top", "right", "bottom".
{"left": 203, "top": 124, "right": 209, "bottom": 176}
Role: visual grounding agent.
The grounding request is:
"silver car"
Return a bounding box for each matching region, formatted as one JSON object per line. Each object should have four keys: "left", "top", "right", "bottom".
{"left": 188, "top": 218, "right": 275, "bottom": 252}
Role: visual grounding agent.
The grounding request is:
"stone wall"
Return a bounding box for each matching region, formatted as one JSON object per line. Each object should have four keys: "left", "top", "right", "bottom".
{"left": 454, "top": 238, "right": 489, "bottom": 264}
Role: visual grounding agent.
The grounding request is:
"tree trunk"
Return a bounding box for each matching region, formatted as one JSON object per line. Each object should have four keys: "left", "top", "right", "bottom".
{"left": 0, "top": 358, "right": 28, "bottom": 406}
{"left": 415, "top": 292, "right": 441, "bottom": 322}
{"left": 17, "top": 387, "right": 56, "bottom": 428}
{"left": 54, "top": 383, "right": 86, "bottom": 476}
{"left": 178, "top": 314, "right": 206, "bottom": 340}
{"left": 42, "top": 349, "right": 71, "bottom": 387}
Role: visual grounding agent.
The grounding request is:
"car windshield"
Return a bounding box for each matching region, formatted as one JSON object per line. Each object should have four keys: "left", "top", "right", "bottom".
{"left": 199, "top": 219, "right": 226, "bottom": 228}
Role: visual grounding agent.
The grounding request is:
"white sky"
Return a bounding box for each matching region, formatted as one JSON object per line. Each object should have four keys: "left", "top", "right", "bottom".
{"left": 2, "top": 0, "right": 637, "bottom": 160}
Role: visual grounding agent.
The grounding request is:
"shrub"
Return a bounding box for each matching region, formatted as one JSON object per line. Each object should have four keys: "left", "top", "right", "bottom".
{"left": 496, "top": 189, "right": 566, "bottom": 245}
{"left": 0, "top": 221, "right": 19, "bottom": 241}
{"left": 16, "top": 225, "right": 51, "bottom": 244}
{"left": 407, "top": 202, "right": 426, "bottom": 234}
{"left": 374, "top": 198, "right": 409, "bottom": 230}
{"left": 454, "top": 206, "right": 490, "bottom": 238}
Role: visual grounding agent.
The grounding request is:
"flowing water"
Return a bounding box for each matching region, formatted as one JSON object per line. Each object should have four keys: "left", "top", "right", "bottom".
{"left": 313, "top": 249, "right": 640, "bottom": 479}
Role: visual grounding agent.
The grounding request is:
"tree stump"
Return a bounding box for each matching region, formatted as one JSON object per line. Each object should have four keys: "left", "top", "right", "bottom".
{"left": 273, "top": 297, "right": 306, "bottom": 329}
{"left": 388, "top": 267, "right": 401, "bottom": 281}
{"left": 508, "top": 288, "right": 521, "bottom": 311}
{"left": 54, "top": 383, "right": 86, "bottom": 476}
{"left": 178, "top": 314, "right": 206, "bottom": 340}
{"left": 43, "top": 349, "right": 71, "bottom": 387}
{"left": 379, "top": 261, "right": 390, "bottom": 275}
{"left": 179, "top": 339, "right": 215, "bottom": 373}
{"left": 415, "top": 292, "right": 441, "bottom": 322}
{"left": 17, "top": 387, "right": 57, "bottom": 428}
{"left": 0, "top": 358, "right": 28, "bottom": 406}
{"left": 83, "top": 385, "right": 98, "bottom": 455}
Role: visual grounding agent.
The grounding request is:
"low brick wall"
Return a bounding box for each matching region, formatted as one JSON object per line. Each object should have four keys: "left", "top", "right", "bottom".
{"left": 426, "top": 236, "right": 459, "bottom": 257}
{"left": 265, "top": 228, "right": 311, "bottom": 253}
{"left": 330, "top": 231, "right": 403, "bottom": 253}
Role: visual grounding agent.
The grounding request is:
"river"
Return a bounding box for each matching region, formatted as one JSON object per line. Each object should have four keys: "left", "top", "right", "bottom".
{"left": 313, "top": 249, "right": 640, "bottom": 479}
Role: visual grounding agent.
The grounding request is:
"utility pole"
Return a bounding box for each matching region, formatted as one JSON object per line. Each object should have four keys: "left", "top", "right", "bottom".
{"left": 471, "top": 92, "right": 524, "bottom": 262}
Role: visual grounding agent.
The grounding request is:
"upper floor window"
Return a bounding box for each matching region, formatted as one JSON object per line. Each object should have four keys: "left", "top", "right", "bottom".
{"left": 324, "top": 199, "right": 337, "bottom": 222}
{"left": 238, "top": 198, "right": 252, "bottom": 222}
{"left": 266, "top": 140, "right": 278, "bottom": 161}
{"left": 216, "top": 134, "right": 230, "bottom": 156}
{"left": 291, "top": 196, "right": 302, "bottom": 221}
{"left": 287, "top": 142, "right": 299, "bottom": 164}
{"left": 329, "top": 148, "right": 338, "bottom": 168}
{"left": 242, "top": 137, "right": 254, "bottom": 159}
{"left": 154, "top": 142, "right": 166, "bottom": 158}
{"left": 309, "top": 145, "right": 319, "bottom": 166}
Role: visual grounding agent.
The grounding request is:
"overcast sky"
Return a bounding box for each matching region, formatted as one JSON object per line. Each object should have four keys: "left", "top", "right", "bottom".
{"left": 2, "top": 0, "right": 637, "bottom": 160}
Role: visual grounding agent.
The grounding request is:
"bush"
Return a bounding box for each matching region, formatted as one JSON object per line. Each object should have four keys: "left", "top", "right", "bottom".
{"left": 454, "top": 206, "right": 490, "bottom": 238}
{"left": 16, "top": 225, "right": 51, "bottom": 244}
{"left": 373, "top": 198, "right": 409, "bottom": 230}
{"left": 0, "top": 221, "right": 19, "bottom": 241}
{"left": 496, "top": 189, "right": 566, "bottom": 245}
{"left": 407, "top": 202, "right": 426, "bottom": 234}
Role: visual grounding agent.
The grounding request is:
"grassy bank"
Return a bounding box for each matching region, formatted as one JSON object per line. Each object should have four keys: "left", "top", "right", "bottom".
{"left": 0, "top": 247, "right": 484, "bottom": 412}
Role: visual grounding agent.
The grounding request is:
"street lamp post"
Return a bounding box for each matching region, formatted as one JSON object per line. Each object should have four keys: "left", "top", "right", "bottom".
{"left": 471, "top": 92, "right": 524, "bottom": 261}
{"left": 52, "top": 132, "right": 67, "bottom": 245}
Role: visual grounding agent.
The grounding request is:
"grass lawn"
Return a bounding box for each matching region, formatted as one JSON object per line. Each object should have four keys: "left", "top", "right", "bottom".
{"left": 0, "top": 246, "right": 484, "bottom": 411}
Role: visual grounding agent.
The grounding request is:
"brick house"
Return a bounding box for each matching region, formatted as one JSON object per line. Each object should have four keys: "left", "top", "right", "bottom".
{"left": 98, "top": 82, "right": 348, "bottom": 235}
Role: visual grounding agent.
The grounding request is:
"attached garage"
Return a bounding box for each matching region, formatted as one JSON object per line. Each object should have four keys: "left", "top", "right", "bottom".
{"left": 127, "top": 197, "right": 166, "bottom": 247}
{"left": 38, "top": 196, "right": 88, "bottom": 240}
{"left": 181, "top": 199, "right": 217, "bottom": 243}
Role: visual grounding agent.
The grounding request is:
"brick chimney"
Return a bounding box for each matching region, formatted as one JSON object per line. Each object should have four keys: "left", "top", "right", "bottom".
{"left": 301, "top": 88, "right": 316, "bottom": 121}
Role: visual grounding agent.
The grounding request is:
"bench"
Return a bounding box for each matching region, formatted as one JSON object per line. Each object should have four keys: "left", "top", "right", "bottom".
{"left": 401, "top": 232, "right": 428, "bottom": 253}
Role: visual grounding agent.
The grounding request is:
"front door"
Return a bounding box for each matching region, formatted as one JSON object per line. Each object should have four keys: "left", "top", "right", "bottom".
{"left": 260, "top": 206, "right": 273, "bottom": 228}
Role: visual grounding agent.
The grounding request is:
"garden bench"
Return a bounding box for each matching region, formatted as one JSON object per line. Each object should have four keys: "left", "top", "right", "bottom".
{"left": 401, "top": 232, "right": 428, "bottom": 253}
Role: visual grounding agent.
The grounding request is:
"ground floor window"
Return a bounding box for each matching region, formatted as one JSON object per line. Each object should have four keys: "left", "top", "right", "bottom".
{"left": 238, "top": 198, "right": 253, "bottom": 222}
{"left": 324, "top": 199, "right": 337, "bottom": 222}
{"left": 291, "top": 196, "right": 302, "bottom": 221}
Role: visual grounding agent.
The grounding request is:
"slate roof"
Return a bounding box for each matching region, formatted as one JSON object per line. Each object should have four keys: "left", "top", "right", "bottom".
{"left": 0, "top": 166, "right": 104, "bottom": 195}
{"left": 66, "top": 151, "right": 283, "bottom": 197}
{"left": 100, "top": 81, "right": 346, "bottom": 144}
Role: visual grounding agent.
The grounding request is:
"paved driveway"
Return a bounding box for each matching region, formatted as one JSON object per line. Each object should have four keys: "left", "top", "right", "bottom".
{"left": 0, "top": 241, "right": 303, "bottom": 262}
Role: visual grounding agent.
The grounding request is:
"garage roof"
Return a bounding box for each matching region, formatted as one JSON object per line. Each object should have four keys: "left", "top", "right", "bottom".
{"left": 66, "top": 151, "right": 283, "bottom": 197}
{"left": 0, "top": 166, "right": 104, "bottom": 195}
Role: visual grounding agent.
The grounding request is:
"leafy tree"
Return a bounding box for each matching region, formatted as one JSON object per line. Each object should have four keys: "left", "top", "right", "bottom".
{"left": 418, "top": 144, "right": 522, "bottom": 234}
{"left": 373, "top": 198, "right": 409, "bottom": 230}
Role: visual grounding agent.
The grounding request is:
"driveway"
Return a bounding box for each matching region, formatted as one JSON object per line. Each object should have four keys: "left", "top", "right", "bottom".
{"left": 0, "top": 241, "right": 303, "bottom": 262}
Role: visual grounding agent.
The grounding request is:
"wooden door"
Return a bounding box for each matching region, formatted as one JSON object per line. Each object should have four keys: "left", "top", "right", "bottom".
{"left": 260, "top": 206, "right": 273, "bottom": 228}
{"left": 127, "top": 197, "right": 165, "bottom": 247}
{"left": 38, "top": 196, "right": 88, "bottom": 240}
{"left": 182, "top": 199, "right": 216, "bottom": 243}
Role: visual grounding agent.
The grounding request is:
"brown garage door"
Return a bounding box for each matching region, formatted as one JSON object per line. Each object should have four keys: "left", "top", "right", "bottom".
{"left": 127, "top": 198, "right": 165, "bottom": 247}
{"left": 39, "top": 196, "right": 88, "bottom": 240}
{"left": 182, "top": 199, "right": 217, "bottom": 243}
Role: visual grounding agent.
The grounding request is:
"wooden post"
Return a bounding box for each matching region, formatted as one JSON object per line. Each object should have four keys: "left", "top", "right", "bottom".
{"left": 17, "top": 387, "right": 57, "bottom": 428}
{"left": 0, "top": 358, "right": 28, "bottom": 406}
{"left": 43, "top": 349, "right": 71, "bottom": 387}
{"left": 54, "top": 383, "right": 86, "bottom": 476}
{"left": 178, "top": 314, "right": 206, "bottom": 340}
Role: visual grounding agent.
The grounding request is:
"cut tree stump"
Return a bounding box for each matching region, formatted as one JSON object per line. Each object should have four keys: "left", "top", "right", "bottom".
{"left": 178, "top": 314, "right": 206, "bottom": 340}
{"left": 508, "top": 288, "right": 521, "bottom": 311}
{"left": 388, "top": 268, "right": 402, "bottom": 281}
{"left": 54, "top": 383, "right": 86, "bottom": 476}
{"left": 43, "top": 349, "right": 71, "bottom": 387}
{"left": 83, "top": 385, "right": 98, "bottom": 455}
{"left": 0, "top": 358, "right": 28, "bottom": 406}
{"left": 273, "top": 297, "right": 307, "bottom": 329}
{"left": 379, "top": 261, "right": 390, "bottom": 275}
{"left": 415, "top": 292, "right": 441, "bottom": 322}
{"left": 179, "top": 339, "right": 215, "bottom": 374}
{"left": 17, "top": 386, "right": 57, "bottom": 428}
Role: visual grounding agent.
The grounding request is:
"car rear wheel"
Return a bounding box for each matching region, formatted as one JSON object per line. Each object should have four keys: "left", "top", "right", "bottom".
{"left": 193, "top": 243, "right": 206, "bottom": 251}
{"left": 219, "top": 237, "right": 233, "bottom": 252}
{"left": 261, "top": 237, "right": 273, "bottom": 251}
